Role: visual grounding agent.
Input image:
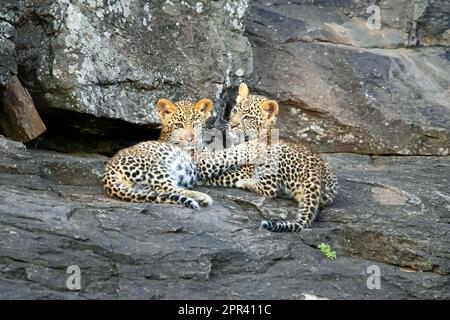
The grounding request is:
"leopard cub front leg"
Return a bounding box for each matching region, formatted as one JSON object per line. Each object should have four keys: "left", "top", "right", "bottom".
{"left": 184, "top": 190, "right": 213, "bottom": 207}
{"left": 201, "top": 165, "right": 254, "bottom": 188}
{"left": 235, "top": 176, "right": 278, "bottom": 198}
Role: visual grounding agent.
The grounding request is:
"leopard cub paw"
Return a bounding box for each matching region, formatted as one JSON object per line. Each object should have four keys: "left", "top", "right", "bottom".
{"left": 235, "top": 179, "right": 254, "bottom": 189}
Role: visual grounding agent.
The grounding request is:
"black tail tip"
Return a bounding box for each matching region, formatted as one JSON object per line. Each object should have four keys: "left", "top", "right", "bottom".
{"left": 261, "top": 220, "right": 272, "bottom": 230}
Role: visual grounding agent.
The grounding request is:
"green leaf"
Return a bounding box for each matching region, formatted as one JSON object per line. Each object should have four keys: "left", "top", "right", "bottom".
{"left": 318, "top": 243, "right": 337, "bottom": 260}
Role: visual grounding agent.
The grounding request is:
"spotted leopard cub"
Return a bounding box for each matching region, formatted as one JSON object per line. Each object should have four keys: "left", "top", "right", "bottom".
{"left": 102, "top": 98, "right": 215, "bottom": 209}
{"left": 205, "top": 83, "right": 337, "bottom": 232}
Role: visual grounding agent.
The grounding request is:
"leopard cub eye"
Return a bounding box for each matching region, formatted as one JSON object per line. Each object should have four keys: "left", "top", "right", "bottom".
{"left": 174, "top": 123, "right": 184, "bottom": 129}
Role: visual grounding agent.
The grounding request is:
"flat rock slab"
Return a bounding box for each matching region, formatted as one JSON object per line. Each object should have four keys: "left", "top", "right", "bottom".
{"left": 0, "top": 136, "right": 449, "bottom": 299}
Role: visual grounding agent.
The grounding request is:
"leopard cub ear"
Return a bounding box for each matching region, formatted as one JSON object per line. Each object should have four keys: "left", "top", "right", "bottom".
{"left": 194, "top": 98, "right": 214, "bottom": 120}
{"left": 156, "top": 99, "right": 177, "bottom": 121}
{"left": 261, "top": 100, "right": 279, "bottom": 120}
{"left": 237, "top": 83, "right": 249, "bottom": 103}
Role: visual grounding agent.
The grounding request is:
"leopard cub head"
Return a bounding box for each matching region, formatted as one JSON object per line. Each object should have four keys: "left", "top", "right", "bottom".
{"left": 228, "top": 83, "right": 279, "bottom": 140}
{"left": 156, "top": 98, "right": 213, "bottom": 149}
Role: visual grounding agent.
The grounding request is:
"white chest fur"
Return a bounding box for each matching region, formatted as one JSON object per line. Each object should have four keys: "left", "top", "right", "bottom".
{"left": 166, "top": 147, "right": 198, "bottom": 188}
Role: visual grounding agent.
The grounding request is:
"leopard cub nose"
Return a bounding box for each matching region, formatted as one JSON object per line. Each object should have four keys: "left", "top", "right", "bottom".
{"left": 230, "top": 117, "right": 240, "bottom": 128}
{"left": 183, "top": 129, "right": 194, "bottom": 142}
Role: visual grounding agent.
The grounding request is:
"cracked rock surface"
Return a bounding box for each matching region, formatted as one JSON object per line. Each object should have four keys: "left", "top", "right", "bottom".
{"left": 1, "top": 135, "right": 449, "bottom": 299}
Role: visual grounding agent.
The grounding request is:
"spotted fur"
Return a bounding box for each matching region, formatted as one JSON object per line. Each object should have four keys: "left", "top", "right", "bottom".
{"left": 203, "top": 83, "right": 337, "bottom": 232}
{"left": 102, "top": 99, "right": 219, "bottom": 209}
{"left": 102, "top": 96, "right": 272, "bottom": 210}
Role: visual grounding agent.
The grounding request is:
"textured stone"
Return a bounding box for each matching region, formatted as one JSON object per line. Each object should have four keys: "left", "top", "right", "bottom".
{"left": 0, "top": 135, "right": 448, "bottom": 299}
{"left": 1, "top": 0, "right": 450, "bottom": 300}
{"left": 246, "top": 0, "right": 450, "bottom": 49}
{"left": 14, "top": 0, "right": 252, "bottom": 125}
{"left": 246, "top": 0, "right": 450, "bottom": 155}
{"left": 0, "top": 0, "right": 18, "bottom": 88}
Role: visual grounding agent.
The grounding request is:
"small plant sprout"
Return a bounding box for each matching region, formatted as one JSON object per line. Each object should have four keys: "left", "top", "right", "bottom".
{"left": 318, "top": 243, "right": 337, "bottom": 260}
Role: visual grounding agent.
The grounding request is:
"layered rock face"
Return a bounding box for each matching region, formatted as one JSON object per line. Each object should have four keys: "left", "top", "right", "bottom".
{"left": 247, "top": 0, "right": 450, "bottom": 155}
{"left": 2, "top": 0, "right": 448, "bottom": 155}
{"left": 14, "top": 0, "right": 252, "bottom": 124}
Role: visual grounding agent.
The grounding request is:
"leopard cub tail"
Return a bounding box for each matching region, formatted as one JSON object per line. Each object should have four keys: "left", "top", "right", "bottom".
{"left": 261, "top": 220, "right": 306, "bottom": 232}
{"left": 261, "top": 188, "right": 322, "bottom": 232}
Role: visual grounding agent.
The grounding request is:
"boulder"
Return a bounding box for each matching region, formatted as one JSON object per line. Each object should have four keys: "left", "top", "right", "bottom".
{"left": 1, "top": 1, "right": 47, "bottom": 143}
{"left": 0, "top": 135, "right": 448, "bottom": 299}
{"left": 0, "top": 76, "right": 46, "bottom": 142}
{"left": 15, "top": 0, "right": 252, "bottom": 125}
{"left": 246, "top": 0, "right": 450, "bottom": 155}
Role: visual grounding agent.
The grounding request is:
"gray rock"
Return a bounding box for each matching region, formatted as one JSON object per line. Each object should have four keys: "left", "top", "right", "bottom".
{"left": 0, "top": 135, "right": 448, "bottom": 299}
{"left": 0, "top": 0, "right": 19, "bottom": 91}
{"left": 15, "top": 0, "right": 252, "bottom": 124}
{"left": 247, "top": 0, "right": 450, "bottom": 48}
{"left": 1, "top": 0, "right": 449, "bottom": 300}
{"left": 247, "top": 0, "right": 450, "bottom": 155}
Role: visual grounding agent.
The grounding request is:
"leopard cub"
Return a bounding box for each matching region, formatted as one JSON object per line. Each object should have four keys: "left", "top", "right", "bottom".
{"left": 102, "top": 98, "right": 216, "bottom": 209}
{"left": 204, "top": 83, "right": 337, "bottom": 232}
